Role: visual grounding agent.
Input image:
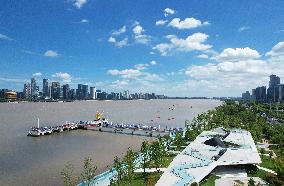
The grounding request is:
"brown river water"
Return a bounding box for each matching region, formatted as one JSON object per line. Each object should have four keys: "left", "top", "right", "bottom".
{"left": 0, "top": 99, "right": 221, "bottom": 186}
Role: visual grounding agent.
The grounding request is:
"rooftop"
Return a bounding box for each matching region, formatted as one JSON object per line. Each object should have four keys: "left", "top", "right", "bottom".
{"left": 156, "top": 128, "right": 262, "bottom": 186}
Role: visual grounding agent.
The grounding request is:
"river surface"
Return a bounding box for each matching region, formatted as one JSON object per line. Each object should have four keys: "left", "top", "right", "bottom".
{"left": 0, "top": 99, "right": 221, "bottom": 186}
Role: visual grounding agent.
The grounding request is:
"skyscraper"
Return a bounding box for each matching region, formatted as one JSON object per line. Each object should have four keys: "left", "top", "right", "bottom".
{"left": 255, "top": 86, "right": 266, "bottom": 102}
{"left": 51, "top": 82, "right": 60, "bottom": 100}
{"left": 62, "top": 84, "right": 70, "bottom": 100}
{"left": 267, "top": 74, "right": 280, "bottom": 102}
{"left": 76, "top": 84, "right": 88, "bottom": 99}
{"left": 42, "top": 79, "right": 49, "bottom": 98}
{"left": 23, "top": 83, "right": 31, "bottom": 99}
{"left": 90, "top": 87, "right": 97, "bottom": 99}
{"left": 31, "top": 77, "right": 38, "bottom": 99}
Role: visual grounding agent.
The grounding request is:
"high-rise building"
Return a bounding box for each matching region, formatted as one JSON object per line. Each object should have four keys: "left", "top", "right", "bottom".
{"left": 275, "top": 84, "right": 284, "bottom": 102}
{"left": 90, "top": 87, "right": 97, "bottom": 99}
{"left": 42, "top": 79, "right": 49, "bottom": 98}
{"left": 62, "top": 84, "right": 70, "bottom": 100}
{"left": 255, "top": 86, "right": 266, "bottom": 102}
{"left": 267, "top": 74, "right": 280, "bottom": 102}
{"left": 31, "top": 77, "right": 38, "bottom": 99}
{"left": 23, "top": 83, "right": 31, "bottom": 99}
{"left": 251, "top": 89, "right": 256, "bottom": 101}
{"left": 51, "top": 82, "right": 61, "bottom": 100}
{"left": 242, "top": 91, "right": 251, "bottom": 101}
{"left": 76, "top": 84, "right": 88, "bottom": 99}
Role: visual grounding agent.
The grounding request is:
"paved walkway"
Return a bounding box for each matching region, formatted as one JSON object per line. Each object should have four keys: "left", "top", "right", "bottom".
{"left": 134, "top": 168, "right": 167, "bottom": 173}
{"left": 256, "top": 165, "right": 277, "bottom": 175}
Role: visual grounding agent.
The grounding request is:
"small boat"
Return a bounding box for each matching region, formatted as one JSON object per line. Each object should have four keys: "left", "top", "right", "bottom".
{"left": 27, "top": 118, "right": 46, "bottom": 137}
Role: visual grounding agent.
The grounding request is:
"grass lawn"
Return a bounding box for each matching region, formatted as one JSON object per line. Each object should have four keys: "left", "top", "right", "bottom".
{"left": 247, "top": 169, "right": 267, "bottom": 179}
{"left": 200, "top": 175, "right": 219, "bottom": 186}
{"left": 111, "top": 172, "right": 162, "bottom": 186}
{"left": 148, "top": 153, "right": 176, "bottom": 168}
{"left": 260, "top": 155, "right": 276, "bottom": 171}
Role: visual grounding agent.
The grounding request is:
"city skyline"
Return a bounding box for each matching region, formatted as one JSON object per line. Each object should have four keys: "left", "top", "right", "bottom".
{"left": 1, "top": 1, "right": 284, "bottom": 96}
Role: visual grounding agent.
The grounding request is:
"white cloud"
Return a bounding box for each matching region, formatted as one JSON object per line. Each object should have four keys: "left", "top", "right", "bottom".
{"left": 134, "top": 34, "right": 151, "bottom": 44}
{"left": 150, "top": 60, "right": 157, "bottom": 65}
{"left": 215, "top": 47, "right": 260, "bottom": 62}
{"left": 238, "top": 26, "right": 250, "bottom": 32}
{"left": 112, "top": 26, "right": 126, "bottom": 36}
{"left": 266, "top": 41, "right": 284, "bottom": 59}
{"left": 73, "top": 0, "right": 87, "bottom": 9}
{"left": 197, "top": 54, "right": 209, "bottom": 59}
{"left": 107, "top": 61, "right": 162, "bottom": 82}
{"left": 133, "top": 25, "right": 144, "bottom": 35}
{"left": 0, "top": 33, "right": 13, "bottom": 41}
{"left": 44, "top": 50, "right": 59, "bottom": 57}
{"left": 80, "top": 19, "right": 89, "bottom": 23}
{"left": 156, "top": 20, "right": 168, "bottom": 26}
{"left": 115, "top": 37, "right": 128, "bottom": 48}
{"left": 32, "top": 72, "right": 42, "bottom": 77}
{"left": 108, "top": 36, "right": 116, "bottom": 43}
{"left": 132, "top": 23, "right": 151, "bottom": 44}
{"left": 164, "top": 8, "right": 175, "bottom": 17}
{"left": 153, "top": 33, "right": 212, "bottom": 56}
{"left": 108, "top": 69, "right": 142, "bottom": 79}
{"left": 168, "top": 17, "right": 209, "bottom": 29}
{"left": 52, "top": 72, "right": 72, "bottom": 83}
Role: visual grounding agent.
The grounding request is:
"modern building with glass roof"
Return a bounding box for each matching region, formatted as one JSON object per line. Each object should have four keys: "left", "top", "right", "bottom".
{"left": 156, "top": 128, "right": 262, "bottom": 186}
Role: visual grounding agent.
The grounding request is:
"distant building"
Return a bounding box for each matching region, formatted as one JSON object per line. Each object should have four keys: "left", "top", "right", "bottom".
{"left": 51, "top": 82, "right": 61, "bottom": 100}
{"left": 4, "top": 91, "right": 17, "bottom": 101}
{"left": 90, "top": 87, "right": 97, "bottom": 99}
{"left": 251, "top": 89, "right": 256, "bottom": 101}
{"left": 242, "top": 91, "right": 251, "bottom": 101}
{"left": 267, "top": 74, "right": 280, "bottom": 102}
{"left": 31, "top": 78, "right": 38, "bottom": 99}
{"left": 0, "top": 89, "right": 9, "bottom": 99}
{"left": 62, "top": 84, "right": 70, "bottom": 100}
{"left": 275, "top": 84, "right": 284, "bottom": 102}
{"left": 42, "top": 79, "right": 49, "bottom": 98}
{"left": 255, "top": 86, "right": 266, "bottom": 102}
{"left": 23, "top": 83, "right": 31, "bottom": 99}
{"left": 76, "top": 84, "right": 88, "bottom": 100}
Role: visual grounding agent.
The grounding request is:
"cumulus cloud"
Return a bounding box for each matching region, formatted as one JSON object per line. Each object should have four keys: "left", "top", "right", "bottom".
{"left": 107, "top": 61, "right": 162, "bottom": 82}
{"left": 52, "top": 72, "right": 72, "bottom": 83}
{"left": 132, "top": 23, "right": 151, "bottom": 44}
{"left": 168, "top": 17, "right": 209, "bottom": 29}
{"left": 153, "top": 33, "right": 212, "bottom": 56}
{"left": 266, "top": 41, "right": 284, "bottom": 59}
{"left": 108, "top": 37, "right": 128, "bottom": 48}
{"left": 112, "top": 26, "right": 126, "bottom": 36}
{"left": 215, "top": 47, "right": 260, "bottom": 62}
{"left": 150, "top": 60, "right": 157, "bottom": 65}
{"left": 73, "top": 0, "right": 87, "bottom": 9}
{"left": 32, "top": 72, "right": 42, "bottom": 77}
{"left": 178, "top": 42, "right": 284, "bottom": 96}
{"left": 44, "top": 50, "right": 59, "bottom": 57}
{"left": 197, "top": 54, "right": 209, "bottom": 59}
{"left": 133, "top": 25, "right": 144, "bottom": 35}
{"left": 164, "top": 8, "right": 175, "bottom": 17}
{"left": 156, "top": 20, "right": 168, "bottom": 26}
{"left": 115, "top": 37, "right": 128, "bottom": 48}
{"left": 108, "top": 36, "right": 116, "bottom": 43}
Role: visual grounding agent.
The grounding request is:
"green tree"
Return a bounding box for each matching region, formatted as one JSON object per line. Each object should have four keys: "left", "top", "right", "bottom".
{"left": 113, "top": 156, "right": 125, "bottom": 183}
{"left": 248, "top": 178, "right": 256, "bottom": 186}
{"left": 141, "top": 141, "right": 151, "bottom": 178}
{"left": 61, "top": 163, "right": 76, "bottom": 186}
{"left": 123, "top": 148, "right": 137, "bottom": 185}
{"left": 81, "top": 157, "right": 97, "bottom": 186}
{"left": 173, "top": 132, "right": 185, "bottom": 150}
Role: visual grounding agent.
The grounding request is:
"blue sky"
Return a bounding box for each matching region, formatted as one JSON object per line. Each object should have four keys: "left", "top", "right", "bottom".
{"left": 0, "top": 0, "right": 284, "bottom": 97}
